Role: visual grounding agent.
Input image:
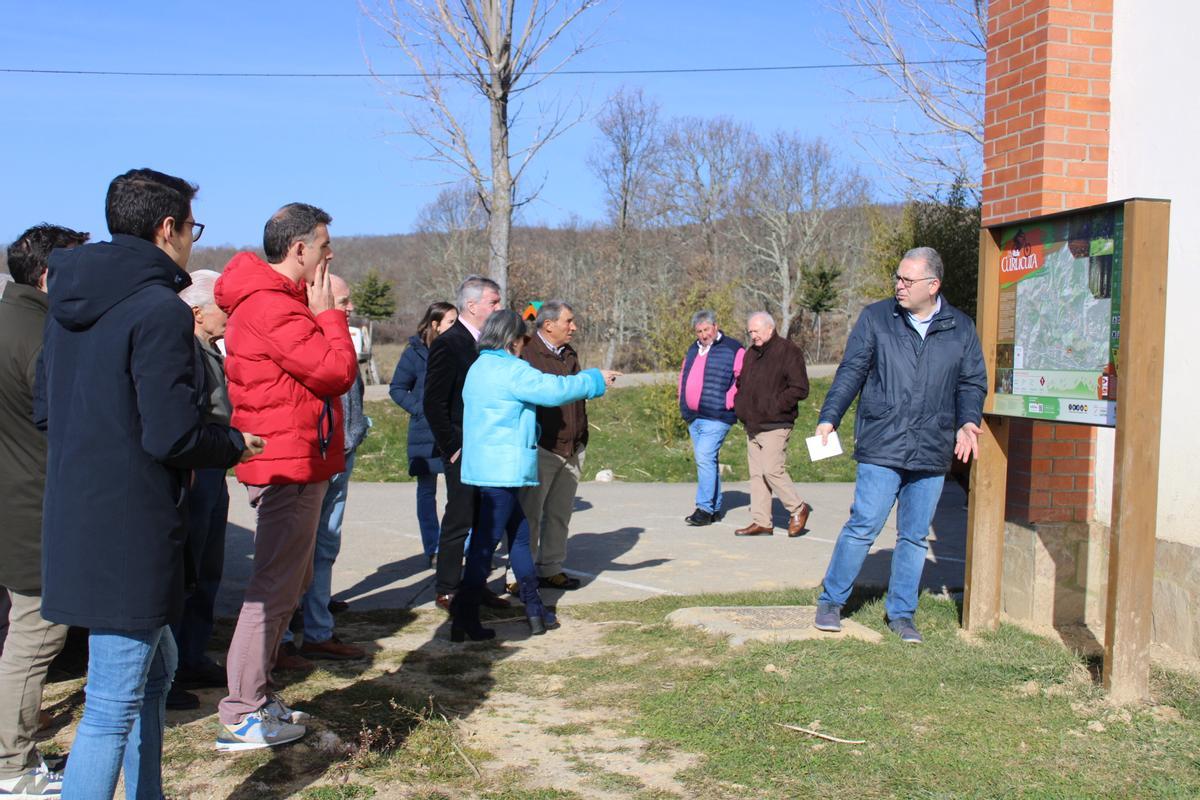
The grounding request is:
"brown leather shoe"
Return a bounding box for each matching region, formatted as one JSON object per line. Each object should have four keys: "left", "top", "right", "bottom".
{"left": 481, "top": 587, "right": 513, "bottom": 609}
{"left": 435, "top": 593, "right": 454, "bottom": 612}
{"left": 788, "top": 502, "right": 813, "bottom": 537}
{"left": 300, "top": 635, "right": 366, "bottom": 661}
{"left": 274, "top": 642, "right": 314, "bottom": 673}
{"left": 734, "top": 523, "right": 774, "bottom": 536}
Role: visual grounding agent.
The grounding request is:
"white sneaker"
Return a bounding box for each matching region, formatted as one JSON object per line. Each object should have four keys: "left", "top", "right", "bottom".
{"left": 0, "top": 760, "right": 64, "bottom": 798}
{"left": 263, "top": 694, "right": 311, "bottom": 724}
{"left": 215, "top": 709, "right": 306, "bottom": 752}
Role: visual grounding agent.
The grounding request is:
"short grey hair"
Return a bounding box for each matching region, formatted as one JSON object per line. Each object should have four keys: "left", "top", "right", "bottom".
{"left": 748, "top": 311, "right": 775, "bottom": 329}
{"left": 456, "top": 274, "right": 501, "bottom": 310}
{"left": 691, "top": 309, "right": 717, "bottom": 328}
{"left": 477, "top": 309, "right": 528, "bottom": 352}
{"left": 180, "top": 269, "right": 221, "bottom": 309}
{"left": 535, "top": 299, "right": 573, "bottom": 329}
{"left": 903, "top": 246, "right": 944, "bottom": 283}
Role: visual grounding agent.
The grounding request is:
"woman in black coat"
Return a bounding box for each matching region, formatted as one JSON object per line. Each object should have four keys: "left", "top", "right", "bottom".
{"left": 389, "top": 301, "right": 458, "bottom": 566}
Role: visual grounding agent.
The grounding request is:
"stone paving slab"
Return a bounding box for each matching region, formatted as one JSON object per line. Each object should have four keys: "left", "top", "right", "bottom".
{"left": 667, "top": 605, "right": 884, "bottom": 646}
{"left": 217, "top": 477, "right": 968, "bottom": 617}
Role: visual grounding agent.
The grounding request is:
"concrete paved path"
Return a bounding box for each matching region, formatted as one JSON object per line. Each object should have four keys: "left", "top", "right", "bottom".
{"left": 216, "top": 476, "right": 968, "bottom": 616}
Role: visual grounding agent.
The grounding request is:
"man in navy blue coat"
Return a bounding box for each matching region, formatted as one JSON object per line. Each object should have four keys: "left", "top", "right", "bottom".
{"left": 813, "top": 247, "right": 987, "bottom": 644}
{"left": 39, "top": 169, "right": 264, "bottom": 798}
{"left": 678, "top": 310, "right": 744, "bottom": 526}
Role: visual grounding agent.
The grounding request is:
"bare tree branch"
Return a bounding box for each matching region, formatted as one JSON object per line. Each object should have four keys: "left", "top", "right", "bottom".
{"left": 364, "top": 0, "right": 603, "bottom": 300}
{"left": 830, "top": 0, "right": 985, "bottom": 199}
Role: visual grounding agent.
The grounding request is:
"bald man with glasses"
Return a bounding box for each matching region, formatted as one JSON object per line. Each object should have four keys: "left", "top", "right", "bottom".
{"left": 813, "top": 246, "right": 986, "bottom": 644}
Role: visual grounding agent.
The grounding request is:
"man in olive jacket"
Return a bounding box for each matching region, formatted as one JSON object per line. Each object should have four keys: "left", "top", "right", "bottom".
{"left": 517, "top": 300, "right": 590, "bottom": 590}
{"left": 0, "top": 223, "right": 87, "bottom": 797}
{"left": 813, "top": 246, "right": 986, "bottom": 644}
{"left": 732, "top": 312, "right": 812, "bottom": 538}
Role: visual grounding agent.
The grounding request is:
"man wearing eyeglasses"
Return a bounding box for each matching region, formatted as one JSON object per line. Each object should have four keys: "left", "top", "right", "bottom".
{"left": 37, "top": 170, "right": 263, "bottom": 799}
{"left": 813, "top": 246, "right": 987, "bottom": 644}
{"left": 213, "top": 204, "right": 358, "bottom": 751}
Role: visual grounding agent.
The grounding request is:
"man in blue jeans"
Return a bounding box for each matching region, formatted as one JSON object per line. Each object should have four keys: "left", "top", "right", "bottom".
{"left": 813, "top": 247, "right": 987, "bottom": 644}
{"left": 279, "top": 274, "right": 369, "bottom": 666}
{"left": 38, "top": 169, "right": 263, "bottom": 798}
{"left": 678, "top": 310, "right": 744, "bottom": 526}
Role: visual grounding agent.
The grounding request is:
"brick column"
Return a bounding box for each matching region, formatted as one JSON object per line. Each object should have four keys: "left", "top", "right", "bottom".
{"left": 984, "top": 0, "right": 1113, "bottom": 523}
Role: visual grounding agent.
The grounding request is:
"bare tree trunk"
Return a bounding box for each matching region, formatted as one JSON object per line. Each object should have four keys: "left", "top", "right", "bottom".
{"left": 489, "top": 90, "right": 513, "bottom": 301}
{"left": 367, "top": 0, "right": 601, "bottom": 307}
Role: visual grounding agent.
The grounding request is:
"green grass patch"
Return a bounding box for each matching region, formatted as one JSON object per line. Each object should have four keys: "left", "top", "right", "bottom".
{"left": 355, "top": 378, "right": 856, "bottom": 483}
{"left": 507, "top": 591, "right": 1200, "bottom": 799}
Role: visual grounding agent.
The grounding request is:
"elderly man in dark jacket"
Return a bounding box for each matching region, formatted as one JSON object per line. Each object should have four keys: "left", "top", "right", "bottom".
{"left": 814, "top": 246, "right": 986, "bottom": 644}
{"left": 167, "top": 269, "right": 237, "bottom": 712}
{"left": 38, "top": 169, "right": 261, "bottom": 797}
{"left": 732, "top": 312, "right": 813, "bottom": 538}
{"left": 0, "top": 223, "right": 88, "bottom": 798}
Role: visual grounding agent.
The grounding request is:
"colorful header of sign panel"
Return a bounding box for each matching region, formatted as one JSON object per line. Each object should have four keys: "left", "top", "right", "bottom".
{"left": 990, "top": 203, "right": 1123, "bottom": 426}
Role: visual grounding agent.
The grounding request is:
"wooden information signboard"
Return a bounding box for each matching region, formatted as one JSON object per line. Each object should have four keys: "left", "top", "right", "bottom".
{"left": 963, "top": 198, "right": 1170, "bottom": 702}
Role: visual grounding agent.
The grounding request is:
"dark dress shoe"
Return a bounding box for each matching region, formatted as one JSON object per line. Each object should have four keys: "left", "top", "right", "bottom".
{"left": 450, "top": 623, "right": 496, "bottom": 642}
{"left": 538, "top": 573, "right": 581, "bottom": 590}
{"left": 481, "top": 588, "right": 512, "bottom": 608}
{"left": 788, "top": 502, "right": 813, "bottom": 537}
{"left": 527, "top": 615, "right": 547, "bottom": 636}
{"left": 328, "top": 599, "right": 350, "bottom": 614}
{"left": 684, "top": 508, "right": 713, "bottom": 526}
{"left": 435, "top": 593, "right": 454, "bottom": 612}
{"left": 300, "top": 635, "right": 366, "bottom": 660}
{"left": 166, "top": 686, "right": 200, "bottom": 710}
{"left": 734, "top": 523, "right": 774, "bottom": 536}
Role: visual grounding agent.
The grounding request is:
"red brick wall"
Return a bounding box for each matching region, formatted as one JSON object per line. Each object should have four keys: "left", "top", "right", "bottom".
{"left": 1005, "top": 422, "right": 1095, "bottom": 523}
{"left": 984, "top": 0, "right": 1113, "bottom": 523}
{"left": 984, "top": 0, "right": 1114, "bottom": 224}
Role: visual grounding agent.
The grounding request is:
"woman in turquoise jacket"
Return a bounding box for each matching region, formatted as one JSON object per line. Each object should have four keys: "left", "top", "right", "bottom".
{"left": 455, "top": 310, "right": 618, "bottom": 640}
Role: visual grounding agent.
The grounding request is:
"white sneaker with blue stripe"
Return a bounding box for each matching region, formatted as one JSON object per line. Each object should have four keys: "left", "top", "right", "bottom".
{"left": 0, "top": 759, "right": 64, "bottom": 797}
{"left": 215, "top": 709, "right": 306, "bottom": 752}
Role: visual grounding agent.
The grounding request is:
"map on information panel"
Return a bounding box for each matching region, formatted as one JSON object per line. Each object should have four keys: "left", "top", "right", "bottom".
{"left": 991, "top": 204, "right": 1122, "bottom": 426}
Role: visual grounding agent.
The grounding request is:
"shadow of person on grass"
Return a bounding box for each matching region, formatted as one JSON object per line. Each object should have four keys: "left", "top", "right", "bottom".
{"left": 221, "top": 608, "right": 526, "bottom": 799}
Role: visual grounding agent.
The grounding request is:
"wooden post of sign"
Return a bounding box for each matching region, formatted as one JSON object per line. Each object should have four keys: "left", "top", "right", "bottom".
{"left": 1103, "top": 199, "right": 1170, "bottom": 703}
{"left": 963, "top": 228, "right": 1009, "bottom": 631}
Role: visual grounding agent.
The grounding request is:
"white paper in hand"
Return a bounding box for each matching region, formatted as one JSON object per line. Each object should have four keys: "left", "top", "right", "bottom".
{"left": 806, "top": 431, "right": 843, "bottom": 462}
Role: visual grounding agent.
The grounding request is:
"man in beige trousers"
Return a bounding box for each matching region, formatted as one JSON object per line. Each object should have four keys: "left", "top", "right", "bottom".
{"left": 731, "top": 312, "right": 812, "bottom": 537}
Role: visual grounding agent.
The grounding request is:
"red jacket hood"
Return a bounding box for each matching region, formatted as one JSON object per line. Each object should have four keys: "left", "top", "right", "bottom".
{"left": 214, "top": 252, "right": 306, "bottom": 316}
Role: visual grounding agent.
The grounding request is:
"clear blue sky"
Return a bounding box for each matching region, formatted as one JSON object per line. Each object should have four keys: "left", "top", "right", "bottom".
{"left": 0, "top": 1, "right": 915, "bottom": 248}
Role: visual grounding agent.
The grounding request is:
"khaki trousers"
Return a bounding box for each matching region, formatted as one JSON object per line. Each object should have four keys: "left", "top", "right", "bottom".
{"left": 0, "top": 589, "right": 68, "bottom": 777}
{"left": 218, "top": 481, "right": 327, "bottom": 725}
{"left": 746, "top": 428, "right": 804, "bottom": 527}
{"left": 518, "top": 447, "right": 584, "bottom": 577}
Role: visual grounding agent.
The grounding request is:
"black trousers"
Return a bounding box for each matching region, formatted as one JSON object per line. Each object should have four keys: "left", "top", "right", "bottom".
{"left": 434, "top": 458, "right": 480, "bottom": 596}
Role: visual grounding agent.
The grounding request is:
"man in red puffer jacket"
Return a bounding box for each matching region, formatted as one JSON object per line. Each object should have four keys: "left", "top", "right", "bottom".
{"left": 212, "top": 203, "right": 357, "bottom": 752}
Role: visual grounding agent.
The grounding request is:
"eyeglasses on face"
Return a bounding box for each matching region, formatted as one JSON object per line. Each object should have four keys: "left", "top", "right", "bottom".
{"left": 187, "top": 221, "right": 205, "bottom": 243}
{"left": 893, "top": 272, "right": 936, "bottom": 288}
